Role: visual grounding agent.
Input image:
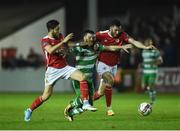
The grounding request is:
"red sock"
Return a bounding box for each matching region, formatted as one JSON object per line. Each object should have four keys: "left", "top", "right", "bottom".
{"left": 93, "top": 91, "right": 101, "bottom": 101}
{"left": 104, "top": 86, "right": 112, "bottom": 107}
{"left": 80, "top": 80, "right": 89, "bottom": 100}
{"left": 30, "top": 96, "right": 43, "bottom": 111}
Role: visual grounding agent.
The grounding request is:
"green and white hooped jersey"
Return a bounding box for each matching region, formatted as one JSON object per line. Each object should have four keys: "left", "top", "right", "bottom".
{"left": 72, "top": 43, "right": 104, "bottom": 78}
{"left": 142, "top": 49, "right": 161, "bottom": 74}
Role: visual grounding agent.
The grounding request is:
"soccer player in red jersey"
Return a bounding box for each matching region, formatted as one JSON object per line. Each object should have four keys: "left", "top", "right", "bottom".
{"left": 95, "top": 19, "right": 155, "bottom": 116}
{"left": 24, "top": 19, "right": 96, "bottom": 122}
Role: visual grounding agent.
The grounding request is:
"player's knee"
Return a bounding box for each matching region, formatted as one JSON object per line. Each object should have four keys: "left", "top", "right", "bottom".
{"left": 42, "top": 93, "right": 51, "bottom": 101}
{"left": 102, "top": 72, "right": 114, "bottom": 86}
{"left": 79, "top": 73, "right": 87, "bottom": 81}
{"left": 105, "top": 85, "right": 112, "bottom": 89}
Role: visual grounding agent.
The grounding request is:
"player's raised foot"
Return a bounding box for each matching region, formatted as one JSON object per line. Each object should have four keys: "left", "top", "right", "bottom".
{"left": 64, "top": 104, "right": 73, "bottom": 122}
{"left": 107, "top": 109, "right": 115, "bottom": 116}
{"left": 64, "top": 114, "right": 73, "bottom": 122}
{"left": 82, "top": 103, "right": 97, "bottom": 112}
{"left": 24, "top": 108, "right": 32, "bottom": 122}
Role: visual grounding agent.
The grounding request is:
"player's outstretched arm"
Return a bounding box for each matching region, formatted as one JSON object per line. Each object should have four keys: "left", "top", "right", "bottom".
{"left": 104, "top": 44, "right": 133, "bottom": 53}
{"left": 68, "top": 41, "right": 89, "bottom": 47}
{"left": 67, "top": 41, "right": 76, "bottom": 47}
{"left": 45, "top": 33, "right": 73, "bottom": 54}
{"left": 63, "top": 33, "right": 74, "bottom": 43}
{"left": 128, "top": 38, "right": 156, "bottom": 50}
{"left": 118, "top": 44, "right": 133, "bottom": 53}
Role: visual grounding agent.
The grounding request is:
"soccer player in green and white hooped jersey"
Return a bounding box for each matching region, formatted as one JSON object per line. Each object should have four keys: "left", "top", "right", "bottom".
{"left": 68, "top": 30, "right": 101, "bottom": 116}
{"left": 64, "top": 30, "right": 132, "bottom": 121}
{"left": 141, "top": 38, "right": 163, "bottom": 105}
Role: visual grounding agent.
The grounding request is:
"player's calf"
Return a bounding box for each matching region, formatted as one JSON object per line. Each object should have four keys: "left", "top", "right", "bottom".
{"left": 97, "top": 79, "right": 106, "bottom": 96}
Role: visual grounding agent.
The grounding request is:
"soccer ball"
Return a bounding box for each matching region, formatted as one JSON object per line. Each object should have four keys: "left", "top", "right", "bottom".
{"left": 138, "top": 102, "right": 152, "bottom": 116}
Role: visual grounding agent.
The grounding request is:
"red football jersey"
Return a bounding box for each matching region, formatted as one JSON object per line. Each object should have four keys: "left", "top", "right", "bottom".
{"left": 96, "top": 30, "right": 129, "bottom": 66}
{"left": 41, "top": 34, "right": 67, "bottom": 69}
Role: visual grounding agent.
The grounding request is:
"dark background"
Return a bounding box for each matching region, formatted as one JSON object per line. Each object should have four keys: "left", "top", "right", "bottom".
{"left": 1, "top": 0, "right": 180, "bottom": 68}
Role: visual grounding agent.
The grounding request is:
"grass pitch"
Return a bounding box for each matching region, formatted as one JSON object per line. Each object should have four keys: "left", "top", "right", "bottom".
{"left": 0, "top": 92, "right": 180, "bottom": 130}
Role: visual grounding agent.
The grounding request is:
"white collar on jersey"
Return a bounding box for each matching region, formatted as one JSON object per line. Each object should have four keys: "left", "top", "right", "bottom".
{"left": 44, "top": 35, "right": 55, "bottom": 40}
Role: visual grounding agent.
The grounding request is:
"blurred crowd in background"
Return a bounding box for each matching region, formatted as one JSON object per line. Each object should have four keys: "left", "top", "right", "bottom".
{"left": 1, "top": 0, "right": 180, "bottom": 70}
{"left": 115, "top": 12, "right": 179, "bottom": 69}
{"left": 1, "top": 47, "right": 44, "bottom": 69}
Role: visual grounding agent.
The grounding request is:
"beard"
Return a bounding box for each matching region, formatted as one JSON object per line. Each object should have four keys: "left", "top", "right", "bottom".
{"left": 52, "top": 33, "right": 59, "bottom": 39}
{"left": 111, "top": 32, "right": 120, "bottom": 38}
{"left": 113, "top": 34, "right": 120, "bottom": 38}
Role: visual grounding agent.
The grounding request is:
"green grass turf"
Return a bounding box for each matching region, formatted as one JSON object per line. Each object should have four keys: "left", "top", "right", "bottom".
{"left": 0, "top": 92, "right": 180, "bottom": 130}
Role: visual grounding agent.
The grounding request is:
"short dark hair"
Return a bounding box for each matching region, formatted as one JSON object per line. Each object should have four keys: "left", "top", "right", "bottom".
{"left": 46, "top": 19, "right": 59, "bottom": 32}
{"left": 83, "top": 29, "right": 95, "bottom": 37}
{"left": 110, "top": 19, "right": 121, "bottom": 27}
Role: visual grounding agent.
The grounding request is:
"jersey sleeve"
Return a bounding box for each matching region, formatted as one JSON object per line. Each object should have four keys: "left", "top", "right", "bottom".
{"left": 96, "top": 31, "right": 102, "bottom": 41}
{"left": 41, "top": 38, "right": 50, "bottom": 48}
{"left": 121, "top": 32, "right": 129, "bottom": 43}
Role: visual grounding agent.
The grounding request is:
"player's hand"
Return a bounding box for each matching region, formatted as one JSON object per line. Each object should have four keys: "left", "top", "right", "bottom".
{"left": 145, "top": 44, "right": 157, "bottom": 50}
{"left": 63, "top": 33, "right": 74, "bottom": 43}
{"left": 151, "top": 45, "right": 158, "bottom": 50}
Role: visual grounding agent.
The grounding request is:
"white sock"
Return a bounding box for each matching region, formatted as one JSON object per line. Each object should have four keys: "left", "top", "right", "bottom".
{"left": 83, "top": 100, "right": 89, "bottom": 105}
{"left": 107, "top": 106, "right": 112, "bottom": 110}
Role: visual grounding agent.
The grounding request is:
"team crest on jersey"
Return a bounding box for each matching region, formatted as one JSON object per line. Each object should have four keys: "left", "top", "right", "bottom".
{"left": 104, "top": 39, "right": 108, "bottom": 43}
{"left": 115, "top": 39, "right": 120, "bottom": 43}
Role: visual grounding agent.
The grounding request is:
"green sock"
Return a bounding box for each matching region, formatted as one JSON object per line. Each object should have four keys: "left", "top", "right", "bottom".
{"left": 71, "top": 97, "right": 83, "bottom": 108}
{"left": 148, "top": 89, "right": 156, "bottom": 104}
{"left": 69, "top": 107, "right": 84, "bottom": 116}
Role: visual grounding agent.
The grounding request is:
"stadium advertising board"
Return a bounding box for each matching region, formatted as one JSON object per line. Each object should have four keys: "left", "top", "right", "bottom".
{"left": 122, "top": 68, "right": 180, "bottom": 93}
{"left": 156, "top": 68, "right": 180, "bottom": 92}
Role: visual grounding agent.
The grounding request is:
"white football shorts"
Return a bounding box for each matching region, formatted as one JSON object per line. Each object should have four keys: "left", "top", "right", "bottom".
{"left": 96, "top": 61, "right": 117, "bottom": 77}
{"left": 45, "top": 65, "right": 77, "bottom": 86}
